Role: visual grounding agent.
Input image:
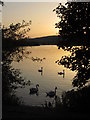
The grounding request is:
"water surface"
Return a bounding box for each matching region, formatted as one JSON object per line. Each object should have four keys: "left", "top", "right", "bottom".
{"left": 12, "top": 45, "right": 76, "bottom": 106}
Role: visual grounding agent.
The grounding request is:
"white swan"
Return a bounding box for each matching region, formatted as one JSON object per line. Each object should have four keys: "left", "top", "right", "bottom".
{"left": 30, "top": 84, "right": 39, "bottom": 94}
{"left": 46, "top": 87, "right": 57, "bottom": 98}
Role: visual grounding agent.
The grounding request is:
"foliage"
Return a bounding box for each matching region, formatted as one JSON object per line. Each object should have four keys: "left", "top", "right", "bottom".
{"left": 2, "top": 46, "right": 32, "bottom": 105}
{"left": 2, "top": 21, "right": 31, "bottom": 105}
{"left": 61, "top": 85, "right": 90, "bottom": 112}
{"left": 2, "top": 20, "right": 31, "bottom": 50}
{"left": 56, "top": 46, "right": 90, "bottom": 88}
{"left": 54, "top": 2, "right": 90, "bottom": 88}
{"left": 54, "top": 2, "right": 90, "bottom": 42}
{"left": 2, "top": 20, "right": 31, "bottom": 40}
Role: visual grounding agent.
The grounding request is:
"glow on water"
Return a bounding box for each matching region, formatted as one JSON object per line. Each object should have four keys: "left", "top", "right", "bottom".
{"left": 12, "top": 45, "right": 76, "bottom": 106}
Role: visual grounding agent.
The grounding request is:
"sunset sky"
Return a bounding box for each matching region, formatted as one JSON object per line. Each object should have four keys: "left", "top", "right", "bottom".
{"left": 2, "top": 2, "right": 66, "bottom": 38}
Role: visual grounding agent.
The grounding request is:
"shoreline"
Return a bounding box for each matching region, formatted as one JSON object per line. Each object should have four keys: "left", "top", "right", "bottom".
{"left": 3, "top": 104, "right": 89, "bottom": 120}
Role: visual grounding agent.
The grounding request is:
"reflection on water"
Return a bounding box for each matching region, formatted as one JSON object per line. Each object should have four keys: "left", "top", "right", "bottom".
{"left": 38, "top": 67, "right": 43, "bottom": 76}
{"left": 12, "top": 45, "right": 76, "bottom": 106}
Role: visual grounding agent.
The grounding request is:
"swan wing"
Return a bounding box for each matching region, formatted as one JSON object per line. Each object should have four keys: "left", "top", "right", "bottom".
{"left": 47, "top": 91, "right": 55, "bottom": 97}
{"left": 30, "top": 88, "right": 37, "bottom": 92}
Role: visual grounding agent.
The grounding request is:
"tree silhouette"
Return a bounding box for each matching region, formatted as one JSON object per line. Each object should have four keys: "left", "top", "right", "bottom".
{"left": 2, "top": 46, "right": 31, "bottom": 105}
{"left": 2, "top": 20, "right": 31, "bottom": 40}
{"left": 54, "top": 2, "right": 90, "bottom": 88}
{"left": 55, "top": 46, "right": 90, "bottom": 112}
{"left": 2, "top": 21, "right": 31, "bottom": 105}
{"left": 56, "top": 46, "right": 90, "bottom": 88}
{"left": 54, "top": 2, "right": 90, "bottom": 43}
{"left": 61, "top": 85, "right": 90, "bottom": 112}
{"left": 2, "top": 20, "right": 31, "bottom": 49}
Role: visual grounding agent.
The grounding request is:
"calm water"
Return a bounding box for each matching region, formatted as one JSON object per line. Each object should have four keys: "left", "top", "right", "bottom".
{"left": 12, "top": 45, "right": 76, "bottom": 106}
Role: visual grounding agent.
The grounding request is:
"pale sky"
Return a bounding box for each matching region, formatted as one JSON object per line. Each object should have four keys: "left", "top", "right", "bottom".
{"left": 2, "top": 2, "right": 66, "bottom": 38}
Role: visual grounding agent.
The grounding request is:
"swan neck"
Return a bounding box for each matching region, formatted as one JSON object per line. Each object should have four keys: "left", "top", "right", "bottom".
{"left": 55, "top": 89, "right": 57, "bottom": 93}
{"left": 36, "top": 85, "right": 38, "bottom": 89}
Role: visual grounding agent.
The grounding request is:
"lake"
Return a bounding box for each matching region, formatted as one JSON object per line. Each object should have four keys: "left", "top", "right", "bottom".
{"left": 12, "top": 45, "right": 76, "bottom": 107}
